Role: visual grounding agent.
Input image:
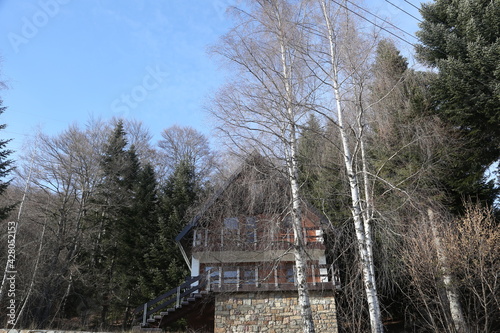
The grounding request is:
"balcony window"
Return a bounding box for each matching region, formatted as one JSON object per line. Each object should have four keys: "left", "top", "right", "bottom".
{"left": 241, "top": 267, "right": 256, "bottom": 285}
{"left": 204, "top": 266, "right": 220, "bottom": 289}
{"left": 244, "top": 217, "right": 257, "bottom": 245}
{"left": 222, "top": 267, "right": 238, "bottom": 285}
{"left": 224, "top": 217, "right": 239, "bottom": 230}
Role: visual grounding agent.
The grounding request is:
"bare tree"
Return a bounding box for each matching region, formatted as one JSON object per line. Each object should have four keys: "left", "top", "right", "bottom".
{"left": 120, "top": 118, "right": 156, "bottom": 164}
{"left": 158, "top": 125, "right": 216, "bottom": 184}
{"left": 304, "top": 1, "right": 384, "bottom": 331}
{"left": 209, "top": 1, "right": 319, "bottom": 331}
{"left": 9, "top": 119, "right": 107, "bottom": 327}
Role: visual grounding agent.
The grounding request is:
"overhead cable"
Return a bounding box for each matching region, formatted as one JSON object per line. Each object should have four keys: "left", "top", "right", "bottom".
{"left": 385, "top": 0, "right": 422, "bottom": 22}
{"left": 330, "top": 0, "right": 418, "bottom": 48}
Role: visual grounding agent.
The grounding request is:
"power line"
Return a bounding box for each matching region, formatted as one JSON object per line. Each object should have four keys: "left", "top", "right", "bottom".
{"left": 403, "top": 0, "right": 421, "bottom": 12}
{"left": 330, "top": 0, "right": 418, "bottom": 48}
{"left": 344, "top": 0, "right": 419, "bottom": 41}
{"left": 328, "top": 0, "right": 494, "bottom": 89}
{"left": 386, "top": 0, "right": 422, "bottom": 22}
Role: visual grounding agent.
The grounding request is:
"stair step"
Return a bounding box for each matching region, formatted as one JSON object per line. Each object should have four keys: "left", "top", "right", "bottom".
{"left": 200, "top": 290, "right": 209, "bottom": 295}
{"left": 154, "top": 315, "right": 162, "bottom": 320}
{"left": 160, "top": 312, "right": 169, "bottom": 316}
{"left": 167, "top": 307, "right": 176, "bottom": 313}
{"left": 182, "top": 301, "right": 190, "bottom": 306}
{"left": 147, "top": 318, "right": 157, "bottom": 323}
{"left": 193, "top": 293, "right": 203, "bottom": 298}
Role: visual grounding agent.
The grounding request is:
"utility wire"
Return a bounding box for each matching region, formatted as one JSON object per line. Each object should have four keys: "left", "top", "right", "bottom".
{"left": 381, "top": 0, "right": 496, "bottom": 86}
{"left": 403, "top": 0, "right": 421, "bottom": 12}
{"left": 344, "top": 0, "right": 419, "bottom": 41}
{"left": 329, "top": 0, "right": 494, "bottom": 88}
{"left": 385, "top": 0, "right": 422, "bottom": 22}
{"left": 330, "top": 0, "right": 418, "bottom": 48}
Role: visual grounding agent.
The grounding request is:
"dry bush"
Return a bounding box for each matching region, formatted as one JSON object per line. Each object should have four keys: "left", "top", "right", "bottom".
{"left": 445, "top": 204, "right": 500, "bottom": 332}
{"left": 402, "top": 205, "right": 499, "bottom": 332}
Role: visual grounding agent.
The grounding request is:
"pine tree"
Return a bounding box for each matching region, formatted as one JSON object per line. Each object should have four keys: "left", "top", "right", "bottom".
{"left": 138, "top": 159, "right": 198, "bottom": 303}
{"left": 90, "top": 120, "right": 143, "bottom": 326}
{"left": 297, "top": 115, "right": 349, "bottom": 224}
{"left": 416, "top": 0, "right": 500, "bottom": 209}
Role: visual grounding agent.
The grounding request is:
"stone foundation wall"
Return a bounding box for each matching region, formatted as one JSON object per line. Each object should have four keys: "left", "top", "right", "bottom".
{"left": 214, "top": 291, "right": 337, "bottom": 333}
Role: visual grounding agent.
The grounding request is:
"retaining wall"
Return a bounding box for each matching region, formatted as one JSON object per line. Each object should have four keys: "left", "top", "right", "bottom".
{"left": 214, "top": 291, "right": 337, "bottom": 333}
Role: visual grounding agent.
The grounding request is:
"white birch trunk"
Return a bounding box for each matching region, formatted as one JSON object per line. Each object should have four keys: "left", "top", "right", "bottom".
{"left": 359, "top": 111, "right": 377, "bottom": 289}
{"left": 276, "top": 3, "right": 315, "bottom": 330}
{"left": 318, "top": 2, "right": 383, "bottom": 332}
{"left": 288, "top": 147, "right": 316, "bottom": 333}
{"left": 427, "top": 208, "right": 469, "bottom": 333}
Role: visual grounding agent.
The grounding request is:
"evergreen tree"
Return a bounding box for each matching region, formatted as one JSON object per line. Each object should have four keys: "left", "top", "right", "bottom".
{"left": 0, "top": 98, "right": 15, "bottom": 220}
{"left": 369, "top": 40, "right": 447, "bottom": 203}
{"left": 297, "top": 115, "right": 349, "bottom": 223}
{"left": 416, "top": 0, "right": 500, "bottom": 209}
{"left": 141, "top": 159, "right": 198, "bottom": 299}
{"left": 90, "top": 120, "right": 143, "bottom": 326}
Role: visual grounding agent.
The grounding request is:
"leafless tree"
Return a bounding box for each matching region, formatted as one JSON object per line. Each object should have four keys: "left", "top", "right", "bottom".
{"left": 6, "top": 119, "right": 108, "bottom": 327}
{"left": 158, "top": 125, "right": 217, "bottom": 184}
{"left": 303, "top": 1, "right": 384, "bottom": 331}
{"left": 209, "top": 0, "right": 319, "bottom": 331}
{"left": 401, "top": 203, "right": 498, "bottom": 333}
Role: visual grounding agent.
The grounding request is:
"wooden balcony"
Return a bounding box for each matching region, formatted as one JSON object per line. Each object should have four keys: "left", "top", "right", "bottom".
{"left": 192, "top": 226, "right": 325, "bottom": 253}
{"left": 202, "top": 263, "right": 340, "bottom": 293}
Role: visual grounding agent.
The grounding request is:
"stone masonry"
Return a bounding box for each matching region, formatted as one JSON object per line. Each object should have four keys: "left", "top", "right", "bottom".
{"left": 214, "top": 291, "right": 337, "bottom": 333}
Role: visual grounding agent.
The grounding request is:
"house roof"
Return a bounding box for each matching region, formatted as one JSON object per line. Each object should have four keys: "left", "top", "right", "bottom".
{"left": 175, "top": 153, "right": 330, "bottom": 242}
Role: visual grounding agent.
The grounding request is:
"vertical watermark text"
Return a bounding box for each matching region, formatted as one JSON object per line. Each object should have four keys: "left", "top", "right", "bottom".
{"left": 6, "top": 221, "right": 17, "bottom": 327}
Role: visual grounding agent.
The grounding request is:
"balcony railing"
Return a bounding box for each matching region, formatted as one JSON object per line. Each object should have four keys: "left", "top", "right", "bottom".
{"left": 133, "top": 264, "right": 340, "bottom": 327}
{"left": 203, "top": 263, "right": 340, "bottom": 293}
{"left": 192, "top": 227, "right": 325, "bottom": 252}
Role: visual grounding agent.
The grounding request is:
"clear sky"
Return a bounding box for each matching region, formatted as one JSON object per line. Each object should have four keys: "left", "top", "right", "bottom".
{"left": 0, "top": 0, "right": 422, "bottom": 157}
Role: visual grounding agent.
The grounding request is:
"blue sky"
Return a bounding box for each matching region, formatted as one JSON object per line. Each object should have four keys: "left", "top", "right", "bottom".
{"left": 0, "top": 0, "right": 422, "bottom": 156}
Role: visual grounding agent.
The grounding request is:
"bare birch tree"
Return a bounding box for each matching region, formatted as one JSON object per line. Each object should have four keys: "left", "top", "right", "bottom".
{"left": 209, "top": 1, "right": 318, "bottom": 331}
{"left": 304, "top": 1, "right": 384, "bottom": 331}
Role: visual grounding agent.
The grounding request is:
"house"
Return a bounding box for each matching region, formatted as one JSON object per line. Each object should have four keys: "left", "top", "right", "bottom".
{"left": 134, "top": 155, "right": 339, "bottom": 332}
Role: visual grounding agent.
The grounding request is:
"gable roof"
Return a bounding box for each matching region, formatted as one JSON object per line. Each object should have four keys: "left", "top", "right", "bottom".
{"left": 175, "top": 153, "right": 329, "bottom": 242}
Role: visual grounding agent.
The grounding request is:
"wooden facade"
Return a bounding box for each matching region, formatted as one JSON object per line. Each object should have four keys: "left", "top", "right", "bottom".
{"left": 190, "top": 209, "right": 336, "bottom": 293}
{"left": 134, "top": 155, "right": 338, "bottom": 332}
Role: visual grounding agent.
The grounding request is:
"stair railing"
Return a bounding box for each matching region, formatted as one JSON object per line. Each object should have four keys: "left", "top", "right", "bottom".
{"left": 133, "top": 274, "right": 207, "bottom": 327}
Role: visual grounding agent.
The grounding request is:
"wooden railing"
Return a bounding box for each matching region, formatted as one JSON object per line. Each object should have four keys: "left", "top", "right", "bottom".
{"left": 193, "top": 227, "right": 324, "bottom": 251}
{"left": 133, "top": 275, "right": 206, "bottom": 327}
{"left": 204, "top": 263, "right": 339, "bottom": 292}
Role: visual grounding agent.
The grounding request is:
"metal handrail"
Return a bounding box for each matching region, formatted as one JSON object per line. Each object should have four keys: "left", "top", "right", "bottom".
{"left": 133, "top": 274, "right": 206, "bottom": 327}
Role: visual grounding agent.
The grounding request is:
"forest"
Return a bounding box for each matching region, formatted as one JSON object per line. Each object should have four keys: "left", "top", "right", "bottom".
{"left": 0, "top": 0, "right": 498, "bottom": 332}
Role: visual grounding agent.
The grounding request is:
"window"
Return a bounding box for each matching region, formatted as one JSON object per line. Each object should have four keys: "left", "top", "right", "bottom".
{"left": 281, "top": 215, "right": 294, "bottom": 243}
{"left": 222, "top": 217, "right": 239, "bottom": 247}
{"left": 282, "top": 215, "right": 292, "bottom": 228}
{"left": 204, "top": 266, "right": 220, "bottom": 288}
{"left": 244, "top": 216, "right": 257, "bottom": 244}
{"left": 222, "top": 267, "right": 238, "bottom": 285}
{"left": 224, "top": 217, "right": 239, "bottom": 230}
{"left": 242, "top": 267, "right": 256, "bottom": 285}
{"left": 285, "top": 264, "right": 295, "bottom": 283}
